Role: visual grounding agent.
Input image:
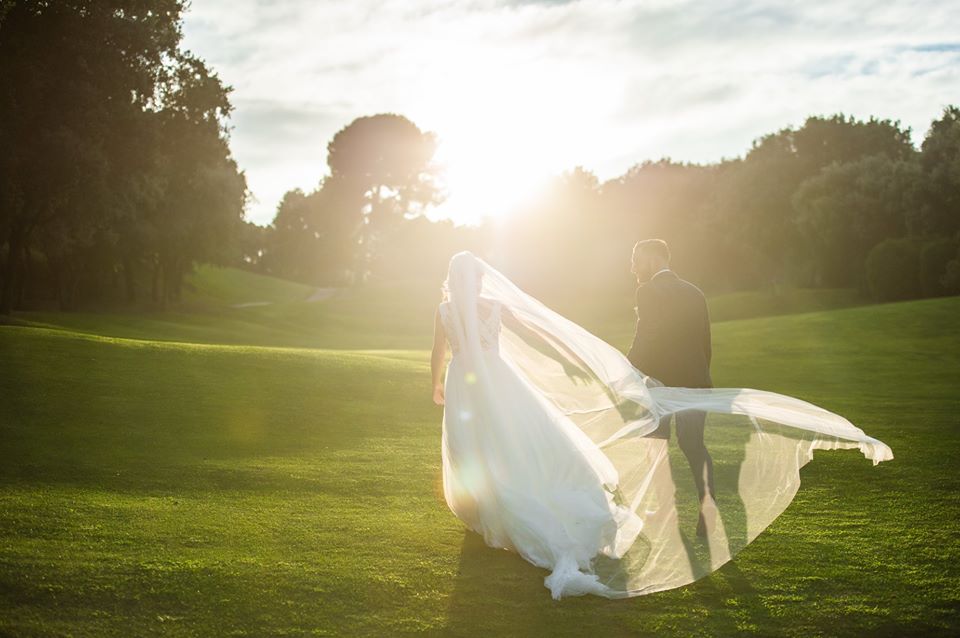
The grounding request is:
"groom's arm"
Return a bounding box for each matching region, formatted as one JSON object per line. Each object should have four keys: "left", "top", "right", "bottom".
{"left": 702, "top": 301, "right": 712, "bottom": 368}
{"left": 627, "top": 286, "right": 656, "bottom": 367}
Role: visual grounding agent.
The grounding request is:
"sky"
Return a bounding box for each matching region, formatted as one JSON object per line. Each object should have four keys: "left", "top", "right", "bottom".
{"left": 181, "top": 0, "right": 960, "bottom": 226}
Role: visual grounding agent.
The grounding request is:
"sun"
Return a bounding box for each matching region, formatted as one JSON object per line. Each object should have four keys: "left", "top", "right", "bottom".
{"left": 410, "top": 38, "right": 622, "bottom": 227}
{"left": 416, "top": 72, "right": 609, "bottom": 226}
{"left": 430, "top": 131, "right": 556, "bottom": 226}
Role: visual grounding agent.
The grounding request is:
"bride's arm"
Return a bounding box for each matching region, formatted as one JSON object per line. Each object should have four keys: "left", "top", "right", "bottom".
{"left": 430, "top": 308, "right": 447, "bottom": 405}
{"left": 500, "top": 305, "right": 592, "bottom": 383}
{"left": 501, "top": 304, "right": 647, "bottom": 416}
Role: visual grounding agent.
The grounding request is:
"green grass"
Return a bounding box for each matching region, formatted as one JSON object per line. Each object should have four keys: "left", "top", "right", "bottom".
{"left": 0, "top": 267, "right": 958, "bottom": 636}
{"left": 11, "top": 267, "right": 867, "bottom": 352}
{"left": 182, "top": 264, "right": 316, "bottom": 307}
{"left": 706, "top": 287, "right": 867, "bottom": 323}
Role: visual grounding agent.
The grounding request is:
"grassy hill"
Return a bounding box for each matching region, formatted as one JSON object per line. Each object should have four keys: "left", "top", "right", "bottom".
{"left": 9, "top": 265, "right": 868, "bottom": 351}
{"left": 0, "top": 267, "right": 957, "bottom": 636}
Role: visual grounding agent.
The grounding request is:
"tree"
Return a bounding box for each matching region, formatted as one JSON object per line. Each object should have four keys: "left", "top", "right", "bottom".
{"left": 600, "top": 160, "right": 726, "bottom": 290}
{"left": 236, "top": 220, "right": 270, "bottom": 273}
{"left": 714, "top": 114, "right": 915, "bottom": 286}
{"left": 943, "top": 245, "right": 960, "bottom": 295}
{"left": 0, "top": 1, "right": 246, "bottom": 311}
{"left": 919, "top": 236, "right": 960, "bottom": 297}
{"left": 494, "top": 166, "right": 610, "bottom": 295}
{"left": 260, "top": 175, "right": 364, "bottom": 286}
{"left": 865, "top": 238, "right": 922, "bottom": 302}
{"left": 147, "top": 55, "right": 247, "bottom": 305}
{"left": 325, "top": 114, "right": 441, "bottom": 281}
{"left": 0, "top": 1, "right": 186, "bottom": 311}
{"left": 793, "top": 155, "right": 921, "bottom": 288}
{"left": 0, "top": 0, "right": 246, "bottom": 312}
{"left": 915, "top": 106, "right": 960, "bottom": 236}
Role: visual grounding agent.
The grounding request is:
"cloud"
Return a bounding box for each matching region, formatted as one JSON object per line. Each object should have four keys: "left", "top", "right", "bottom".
{"left": 182, "top": 0, "right": 960, "bottom": 225}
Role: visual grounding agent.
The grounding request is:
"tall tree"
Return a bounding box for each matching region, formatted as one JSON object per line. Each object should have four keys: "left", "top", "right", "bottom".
{"left": 714, "top": 114, "right": 915, "bottom": 285}
{"left": 793, "top": 155, "right": 921, "bottom": 287}
{"left": 262, "top": 176, "right": 363, "bottom": 286}
{"left": 0, "top": 1, "right": 183, "bottom": 310}
{"left": 325, "top": 114, "right": 441, "bottom": 281}
{"left": 916, "top": 106, "right": 960, "bottom": 236}
{"left": 0, "top": 1, "right": 246, "bottom": 311}
{"left": 600, "top": 160, "right": 722, "bottom": 289}
{"left": 147, "top": 55, "right": 247, "bottom": 305}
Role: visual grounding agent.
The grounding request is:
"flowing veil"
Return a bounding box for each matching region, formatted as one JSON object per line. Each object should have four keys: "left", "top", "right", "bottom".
{"left": 442, "top": 251, "right": 893, "bottom": 598}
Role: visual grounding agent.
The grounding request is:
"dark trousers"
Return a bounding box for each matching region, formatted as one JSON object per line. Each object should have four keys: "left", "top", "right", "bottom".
{"left": 648, "top": 409, "right": 716, "bottom": 503}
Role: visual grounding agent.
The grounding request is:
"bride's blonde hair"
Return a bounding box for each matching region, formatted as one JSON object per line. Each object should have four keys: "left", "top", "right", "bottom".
{"left": 441, "top": 258, "right": 482, "bottom": 302}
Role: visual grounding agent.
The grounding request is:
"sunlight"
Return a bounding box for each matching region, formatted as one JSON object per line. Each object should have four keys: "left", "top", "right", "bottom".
{"left": 413, "top": 43, "right": 620, "bottom": 226}
{"left": 431, "top": 132, "right": 555, "bottom": 225}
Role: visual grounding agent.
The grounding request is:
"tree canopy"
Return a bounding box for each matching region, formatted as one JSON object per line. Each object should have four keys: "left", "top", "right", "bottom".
{"left": 254, "top": 109, "right": 959, "bottom": 305}
{"left": 1, "top": 2, "right": 957, "bottom": 313}
{"left": 0, "top": 0, "right": 246, "bottom": 311}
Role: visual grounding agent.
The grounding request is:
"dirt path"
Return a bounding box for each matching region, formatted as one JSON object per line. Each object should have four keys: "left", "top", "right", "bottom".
{"left": 305, "top": 287, "right": 337, "bottom": 302}
{"left": 230, "top": 287, "right": 339, "bottom": 309}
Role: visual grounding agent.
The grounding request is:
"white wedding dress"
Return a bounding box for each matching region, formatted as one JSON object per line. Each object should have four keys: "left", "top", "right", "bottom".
{"left": 438, "top": 252, "right": 892, "bottom": 600}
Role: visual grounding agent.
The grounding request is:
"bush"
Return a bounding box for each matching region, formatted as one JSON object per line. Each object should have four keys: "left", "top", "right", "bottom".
{"left": 865, "top": 238, "right": 922, "bottom": 302}
{"left": 943, "top": 250, "right": 960, "bottom": 295}
{"left": 920, "top": 237, "right": 960, "bottom": 297}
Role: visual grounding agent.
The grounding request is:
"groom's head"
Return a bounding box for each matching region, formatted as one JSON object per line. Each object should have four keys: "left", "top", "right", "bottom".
{"left": 631, "top": 239, "right": 671, "bottom": 283}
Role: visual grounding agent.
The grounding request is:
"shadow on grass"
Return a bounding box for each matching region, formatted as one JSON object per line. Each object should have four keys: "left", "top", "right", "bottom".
{"left": 439, "top": 530, "right": 778, "bottom": 637}
{"left": 436, "top": 425, "right": 762, "bottom": 637}
{"left": 440, "top": 527, "right": 951, "bottom": 637}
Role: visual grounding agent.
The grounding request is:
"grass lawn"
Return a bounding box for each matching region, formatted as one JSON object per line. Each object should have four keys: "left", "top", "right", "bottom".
{"left": 0, "top": 268, "right": 957, "bottom": 636}
{"left": 10, "top": 266, "right": 868, "bottom": 351}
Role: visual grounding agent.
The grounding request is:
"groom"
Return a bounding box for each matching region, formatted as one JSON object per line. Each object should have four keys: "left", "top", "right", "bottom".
{"left": 627, "top": 239, "right": 716, "bottom": 532}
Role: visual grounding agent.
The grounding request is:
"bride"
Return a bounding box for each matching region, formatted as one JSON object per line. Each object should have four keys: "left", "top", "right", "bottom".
{"left": 430, "top": 251, "right": 892, "bottom": 600}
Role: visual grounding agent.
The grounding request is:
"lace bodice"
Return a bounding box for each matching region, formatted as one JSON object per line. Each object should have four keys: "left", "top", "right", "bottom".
{"left": 439, "top": 299, "right": 502, "bottom": 355}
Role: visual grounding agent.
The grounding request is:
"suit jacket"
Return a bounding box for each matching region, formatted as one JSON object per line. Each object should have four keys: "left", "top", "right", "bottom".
{"left": 627, "top": 270, "right": 713, "bottom": 388}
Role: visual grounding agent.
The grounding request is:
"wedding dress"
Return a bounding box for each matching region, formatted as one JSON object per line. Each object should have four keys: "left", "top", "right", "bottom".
{"left": 438, "top": 251, "right": 892, "bottom": 600}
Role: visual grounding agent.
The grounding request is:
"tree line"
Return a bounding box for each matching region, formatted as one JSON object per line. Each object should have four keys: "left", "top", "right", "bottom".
{"left": 0, "top": 1, "right": 246, "bottom": 313}
{"left": 2, "top": 2, "right": 958, "bottom": 314}
{"left": 250, "top": 108, "right": 960, "bottom": 304}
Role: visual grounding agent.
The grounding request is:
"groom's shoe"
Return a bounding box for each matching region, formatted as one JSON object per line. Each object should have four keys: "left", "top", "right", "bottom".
{"left": 696, "top": 512, "right": 708, "bottom": 538}
{"left": 696, "top": 494, "right": 720, "bottom": 538}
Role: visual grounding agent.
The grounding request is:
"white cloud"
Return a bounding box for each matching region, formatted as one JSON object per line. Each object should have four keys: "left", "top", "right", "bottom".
{"left": 182, "top": 0, "right": 960, "bottom": 225}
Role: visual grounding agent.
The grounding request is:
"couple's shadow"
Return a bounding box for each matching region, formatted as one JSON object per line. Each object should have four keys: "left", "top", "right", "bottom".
{"left": 436, "top": 431, "right": 767, "bottom": 636}
{"left": 439, "top": 531, "right": 766, "bottom": 637}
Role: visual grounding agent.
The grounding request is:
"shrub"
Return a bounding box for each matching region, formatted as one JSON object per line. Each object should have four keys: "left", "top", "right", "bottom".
{"left": 920, "top": 237, "right": 960, "bottom": 297}
{"left": 865, "top": 238, "right": 922, "bottom": 302}
{"left": 943, "top": 249, "right": 960, "bottom": 295}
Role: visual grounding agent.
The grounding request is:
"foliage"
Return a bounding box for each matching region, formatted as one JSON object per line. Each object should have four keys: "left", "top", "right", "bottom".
{"left": 260, "top": 110, "right": 956, "bottom": 305}
{"left": 0, "top": 0, "right": 246, "bottom": 312}
{"left": 327, "top": 114, "right": 441, "bottom": 281}
{"left": 710, "top": 115, "right": 915, "bottom": 286}
{"left": 916, "top": 106, "right": 960, "bottom": 235}
{"left": 792, "top": 155, "right": 920, "bottom": 287}
{"left": 865, "top": 238, "right": 923, "bottom": 302}
{"left": 1, "top": 2, "right": 957, "bottom": 314}
{"left": 919, "top": 236, "right": 960, "bottom": 297}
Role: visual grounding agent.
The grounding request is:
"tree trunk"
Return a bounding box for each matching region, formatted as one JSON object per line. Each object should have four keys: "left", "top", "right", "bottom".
{"left": 17, "top": 236, "right": 30, "bottom": 309}
{"left": 52, "top": 258, "right": 66, "bottom": 311}
{"left": 159, "top": 256, "right": 173, "bottom": 309}
{"left": 50, "top": 253, "right": 81, "bottom": 312}
{"left": 0, "top": 225, "right": 26, "bottom": 315}
{"left": 151, "top": 258, "right": 161, "bottom": 304}
{"left": 172, "top": 258, "right": 184, "bottom": 302}
{"left": 122, "top": 256, "right": 136, "bottom": 303}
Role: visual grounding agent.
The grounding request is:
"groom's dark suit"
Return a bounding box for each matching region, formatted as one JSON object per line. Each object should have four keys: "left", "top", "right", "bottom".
{"left": 627, "top": 269, "right": 716, "bottom": 505}
{"left": 627, "top": 269, "right": 712, "bottom": 388}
